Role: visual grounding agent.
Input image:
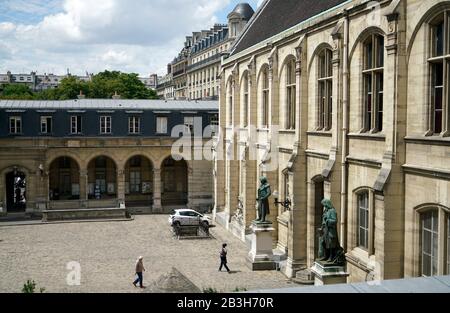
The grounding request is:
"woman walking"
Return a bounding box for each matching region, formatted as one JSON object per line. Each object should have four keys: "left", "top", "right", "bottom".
{"left": 218, "top": 243, "right": 231, "bottom": 273}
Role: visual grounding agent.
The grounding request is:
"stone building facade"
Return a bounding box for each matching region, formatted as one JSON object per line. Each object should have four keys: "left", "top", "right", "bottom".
{"left": 187, "top": 4, "right": 255, "bottom": 101}
{"left": 0, "top": 99, "right": 217, "bottom": 216}
{"left": 214, "top": 0, "right": 450, "bottom": 283}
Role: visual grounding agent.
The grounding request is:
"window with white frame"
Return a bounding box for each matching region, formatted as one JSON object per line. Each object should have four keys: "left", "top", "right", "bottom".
{"left": 9, "top": 116, "right": 22, "bottom": 134}
{"left": 318, "top": 49, "right": 333, "bottom": 131}
{"left": 286, "top": 59, "right": 296, "bottom": 130}
{"left": 40, "top": 116, "right": 52, "bottom": 134}
{"left": 428, "top": 12, "right": 450, "bottom": 136}
{"left": 129, "top": 116, "right": 141, "bottom": 134}
{"left": 243, "top": 73, "right": 249, "bottom": 128}
{"left": 363, "top": 34, "right": 384, "bottom": 133}
{"left": 100, "top": 116, "right": 112, "bottom": 134}
{"left": 262, "top": 68, "right": 269, "bottom": 128}
{"left": 71, "top": 116, "right": 82, "bottom": 134}
{"left": 421, "top": 210, "right": 439, "bottom": 277}
{"left": 357, "top": 192, "right": 370, "bottom": 250}
{"left": 184, "top": 116, "right": 194, "bottom": 133}
{"left": 156, "top": 117, "right": 168, "bottom": 134}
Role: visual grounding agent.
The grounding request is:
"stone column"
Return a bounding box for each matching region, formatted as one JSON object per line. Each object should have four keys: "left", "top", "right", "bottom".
{"left": 152, "top": 167, "right": 162, "bottom": 213}
{"left": 117, "top": 168, "right": 125, "bottom": 208}
{"left": 79, "top": 169, "right": 88, "bottom": 201}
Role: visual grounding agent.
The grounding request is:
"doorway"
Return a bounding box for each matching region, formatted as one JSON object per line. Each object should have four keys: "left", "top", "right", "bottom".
{"left": 6, "top": 170, "right": 27, "bottom": 212}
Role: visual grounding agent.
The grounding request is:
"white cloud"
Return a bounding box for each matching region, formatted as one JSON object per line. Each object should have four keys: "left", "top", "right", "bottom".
{"left": 0, "top": 0, "right": 235, "bottom": 76}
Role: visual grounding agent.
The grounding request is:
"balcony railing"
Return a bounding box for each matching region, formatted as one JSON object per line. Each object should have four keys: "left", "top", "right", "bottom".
{"left": 187, "top": 54, "right": 221, "bottom": 72}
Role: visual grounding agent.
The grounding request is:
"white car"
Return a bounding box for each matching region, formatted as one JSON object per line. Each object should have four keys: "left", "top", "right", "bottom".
{"left": 168, "top": 209, "right": 211, "bottom": 228}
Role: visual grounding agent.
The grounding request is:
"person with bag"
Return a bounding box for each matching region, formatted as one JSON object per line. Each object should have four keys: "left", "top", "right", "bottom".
{"left": 132, "top": 256, "right": 146, "bottom": 288}
{"left": 218, "top": 243, "right": 231, "bottom": 273}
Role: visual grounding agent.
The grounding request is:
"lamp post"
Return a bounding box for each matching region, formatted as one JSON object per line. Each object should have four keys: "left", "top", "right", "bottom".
{"left": 273, "top": 190, "right": 292, "bottom": 211}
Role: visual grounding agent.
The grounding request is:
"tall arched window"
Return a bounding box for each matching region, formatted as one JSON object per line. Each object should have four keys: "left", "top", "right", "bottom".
{"left": 243, "top": 73, "right": 249, "bottom": 128}
{"left": 421, "top": 210, "right": 439, "bottom": 277}
{"left": 418, "top": 206, "right": 450, "bottom": 276}
{"left": 318, "top": 49, "right": 333, "bottom": 131}
{"left": 227, "top": 80, "right": 233, "bottom": 126}
{"left": 363, "top": 34, "right": 384, "bottom": 133}
{"left": 262, "top": 68, "right": 269, "bottom": 128}
{"left": 358, "top": 191, "right": 369, "bottom": 249}
{"left": 428, "top": 12, "right": 449, "bottom": 135}
{"left": 286, "top": 60, "right": 296, "bottom": 129}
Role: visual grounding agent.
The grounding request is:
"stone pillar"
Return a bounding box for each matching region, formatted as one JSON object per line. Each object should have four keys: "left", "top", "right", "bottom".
{"left": 153, "top": 168, "right": 162, "bottom": 213}
{"left": 247, "top": 222, "right": 276, "bottom": 270}
{"left": 26, "top": 173, "right": 37, "bottom": 213}
{"left": 187, "top": 165, "right": 194, "bottom": 210}
{"left": 117, "top": 168, "right": 125, "bottom": 208}
{"left": 79, "top": 169, "right": 88, "bottom": 201}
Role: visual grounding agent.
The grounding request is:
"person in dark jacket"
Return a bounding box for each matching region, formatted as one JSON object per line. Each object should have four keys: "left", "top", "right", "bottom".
{"left": 218, "top": 243, "right": 231, "bottom": 273}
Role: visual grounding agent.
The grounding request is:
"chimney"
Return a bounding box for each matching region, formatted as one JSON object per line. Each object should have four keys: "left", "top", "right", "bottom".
{"left": 77, "top": 90, "right": 86, "bottom": 99}
{"left": 112, "top": 91, "right": 121, "bottom": 99}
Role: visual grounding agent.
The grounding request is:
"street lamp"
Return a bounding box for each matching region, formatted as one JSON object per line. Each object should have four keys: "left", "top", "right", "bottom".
{"left": 273, "top": 190, "right": 292, "bottom": 211}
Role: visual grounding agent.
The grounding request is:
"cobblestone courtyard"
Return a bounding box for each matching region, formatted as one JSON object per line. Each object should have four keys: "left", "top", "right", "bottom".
{"left": 0, "top": 215, "right": 296, "bottom": 293}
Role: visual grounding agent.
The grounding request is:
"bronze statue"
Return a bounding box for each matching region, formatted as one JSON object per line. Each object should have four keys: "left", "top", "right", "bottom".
{"left": 255, "top": 176, "right": 271, "bottom": 223}
{"left": 317, "top": 199, "right": 345, "bottom": 265}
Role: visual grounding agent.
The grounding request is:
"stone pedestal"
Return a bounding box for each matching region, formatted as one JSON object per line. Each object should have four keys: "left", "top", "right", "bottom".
{"left": 247, "top": 222, "right": 276, "bottom": 271}
{"left": 311, "top": 261, "right": 348, "bottom": 286}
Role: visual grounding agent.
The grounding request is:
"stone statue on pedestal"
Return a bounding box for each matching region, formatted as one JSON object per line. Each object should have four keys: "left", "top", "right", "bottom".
{"left": 254, "top": 177, "right": 271, "bottom": 224}
{"left": 317, "top": 199, "right": 345, "bottom": 265}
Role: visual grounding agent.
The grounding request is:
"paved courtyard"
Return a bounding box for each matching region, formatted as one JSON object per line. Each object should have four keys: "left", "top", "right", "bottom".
{"left": 0, "top": 215, "right": 296, "bottom": 293}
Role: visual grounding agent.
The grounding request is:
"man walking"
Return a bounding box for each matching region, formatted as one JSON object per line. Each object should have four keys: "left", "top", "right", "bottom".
{"left": 133, "top": 256, "right": 146, "bottom": 288}
{"left": 218, "top": 243, "right": 231, "bottom": 273}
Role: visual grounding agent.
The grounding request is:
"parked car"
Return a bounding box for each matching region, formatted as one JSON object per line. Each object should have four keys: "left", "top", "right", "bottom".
{"left": 168, "top": 209, "right": 211, "bottom": 228}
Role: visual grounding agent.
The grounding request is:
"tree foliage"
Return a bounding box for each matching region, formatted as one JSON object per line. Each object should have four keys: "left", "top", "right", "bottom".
{"left": 0, "top": 71, "right": 159, "bottom": 100}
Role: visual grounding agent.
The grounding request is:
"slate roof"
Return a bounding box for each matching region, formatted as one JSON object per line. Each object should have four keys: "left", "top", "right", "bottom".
{"left": 228, "top": 3, "right": 255, "bottom": 21}
{"left": 231, "top": 0, "right": 350, "bottom": 55}
{"left": 0, "top": 99, "right": 218, "bottom": 111}
{"left": 249, "top": 275, "right": 450, "bottom": 293}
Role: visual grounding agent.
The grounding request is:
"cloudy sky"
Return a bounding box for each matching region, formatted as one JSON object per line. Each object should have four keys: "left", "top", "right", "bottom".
{"left": 0, "top": 0, "right": 264, "bottom": 77}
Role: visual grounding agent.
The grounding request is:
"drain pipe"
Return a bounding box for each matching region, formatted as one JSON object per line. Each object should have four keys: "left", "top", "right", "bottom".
{"left": 340, "top": 10, "right": 349, "bottom": 250}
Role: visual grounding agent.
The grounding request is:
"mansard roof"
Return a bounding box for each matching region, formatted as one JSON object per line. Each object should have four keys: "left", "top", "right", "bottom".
{"left": 0, "top": 99, "right": 218, "bottom": 111}
{"left": 231, "top": 0, "right": 349, "bottom": 56}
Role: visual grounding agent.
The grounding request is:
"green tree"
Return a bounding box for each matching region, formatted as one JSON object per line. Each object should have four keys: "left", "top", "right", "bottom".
{"left": 57, "top": 76, "right": 89, "bottom": 100}
{"left": 0, "top": 84, "right": 34, "bottom": 100}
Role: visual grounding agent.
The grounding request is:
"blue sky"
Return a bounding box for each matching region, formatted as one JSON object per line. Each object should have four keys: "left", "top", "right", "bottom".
{"left": 0, "top": 0, "right": 262, "bottom": 76}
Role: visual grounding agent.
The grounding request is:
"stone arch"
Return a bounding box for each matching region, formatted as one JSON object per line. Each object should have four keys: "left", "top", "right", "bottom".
{"left": 0, "top": 165, "right": 31, "bottom": 213}
{"left": 124, "top": 154, "right": 155, "bottom": 207}
{"left": 406, "top": 1, "right": 450, "bottom": 61}
{"left": 121, "top": 152, "right": 156, "bottom": 171}
{"left": 86, "top": 155, "right": 118, "bottom": 200}
{"left": 45, "top": 151, "right": 83, "bottom": 170}
{"left": 257, "top": 63, "right": 270, "bottom": 127}
{"left": 307, "top": 43, "right": 334, "bottom": 75}
{"left": 279, "top": 54, "right": 297, "bottom": 129}
{"left": 225, "top": 76, "right": 234, "bottom": 127}
{"left": 160, "top": 155, "right": 189, "bottom": 206}
{"left": 48, "top": 156, "right": 81, "bottom": 201}
{"left": 239, "top": 70, "right": 250, "bottom": 128}
{"left": 349, "top": 26, "right": 386, "bottom": 63}
{"left": 85, "top": 152, "right": 120, "bottom": 170}
{"left": 410, "top": 203, "right": 450, "bottom": 277}
{"left": 279, "top": 54, "right": 297, "bottom": 81}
